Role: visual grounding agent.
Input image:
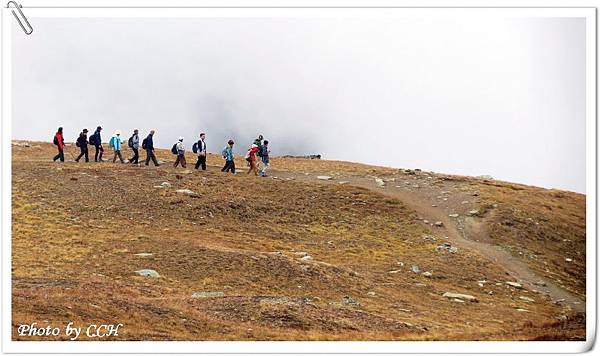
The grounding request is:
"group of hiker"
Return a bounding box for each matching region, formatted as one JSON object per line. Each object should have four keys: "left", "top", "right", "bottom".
{"left": 52, "top": 127, "right": 271, "bottom": 177}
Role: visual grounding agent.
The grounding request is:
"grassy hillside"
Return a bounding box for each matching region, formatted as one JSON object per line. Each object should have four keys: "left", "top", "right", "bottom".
{"left": 10, "top": 141, "right": 586, "bottom": 340}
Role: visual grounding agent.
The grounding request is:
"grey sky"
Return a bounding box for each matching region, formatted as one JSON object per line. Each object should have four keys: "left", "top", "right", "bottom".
{"left": 11, "top": 17, "right": 586, "bottom": 193}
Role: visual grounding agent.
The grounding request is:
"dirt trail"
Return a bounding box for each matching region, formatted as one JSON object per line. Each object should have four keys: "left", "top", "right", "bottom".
{"left": 271, "top": 169, "right": 585, "bottom": 313}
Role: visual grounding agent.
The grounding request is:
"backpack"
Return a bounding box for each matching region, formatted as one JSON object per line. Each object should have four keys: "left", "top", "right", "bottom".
{"left": 192, "top": 142, "right": 199, "bottom": 154}
{"left": 89, "top": 134, "right": 97, "bottom": 146}
{"left": 244, "top": 149, "right": 251, "bottom": 162}
{"left": 53, "top": 135, "right": 58, "bottom": 145}
{"left": 76, "top": 139, "right": 80, "bottom": 147}
{"left": 128, "top": 136, "right": 134, "bottom": 148}
{"left": 256, "top": 145, "right": 263, "bottom": 158}
{"left": 171, "top": 143, "right": 178, "bottom": 155}
{"left": 142, "top": 138, "right": 148, "bottom": 150}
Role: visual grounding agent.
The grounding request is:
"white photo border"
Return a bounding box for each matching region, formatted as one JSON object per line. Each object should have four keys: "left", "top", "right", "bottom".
{"left": 1, "top": 1, "right": 596, "bottom": 354}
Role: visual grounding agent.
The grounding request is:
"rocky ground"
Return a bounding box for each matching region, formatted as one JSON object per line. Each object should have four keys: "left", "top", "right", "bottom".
{"left": 10, "top": 141, "right": 586, "bottom": 340}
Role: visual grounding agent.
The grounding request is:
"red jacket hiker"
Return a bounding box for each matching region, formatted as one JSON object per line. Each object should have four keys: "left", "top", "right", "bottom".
{"left": 53, "top": 127, "right": 65, "bottom": 162}
{"left": 54, "top": 131, "right": 64, "bottom": 150}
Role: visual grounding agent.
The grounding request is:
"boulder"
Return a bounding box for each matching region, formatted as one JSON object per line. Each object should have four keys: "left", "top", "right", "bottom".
{"left": 506, "top": 281, "right": 523, "bottom": 289}
{"left": 176, "top": 189, "right": 199, "bottom": 197}
{"left": 519, "top": 296, "right": 535, "bottom": 303}
{"left": 375, "top": 178, "right": 385, "bottom": 187}
{"left": 192, "top": 291, "right": 224, "bottom": 298}
{"left": 317, "top": 176, "right": 333, "bottom": 180}
{"left": 342, "top": 295, "right": 360, "bottom": 307}
{"left": 442, "top": 292, "right": 477, "bottom": 302}
{"left": 135, "top": 269, "right": 160, "bottom": 278}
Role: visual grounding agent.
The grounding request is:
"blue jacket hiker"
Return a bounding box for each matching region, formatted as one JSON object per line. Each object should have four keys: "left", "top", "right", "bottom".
{"left": 221, "top": 139, "right": 235, "bottom": 174}
{"left": 143, "top": 130, "right": 159, "bottom": 166}
{"left": 260, "top": 140, "right": 270, "bottom": 177}
{"left": 109, "top": 131, "right": 124, "bottom": 163}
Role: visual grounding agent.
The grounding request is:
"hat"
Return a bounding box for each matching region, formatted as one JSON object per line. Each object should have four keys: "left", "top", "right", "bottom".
{"left": 115, "top": 130, "right": 121, "bottom": 135}
{"left": 83, "top": 129, "right": 88, "bottom": 133}
{"left": 178, "top": 136, "right": 184, "bottom": 141}
{"left": 97, "top": 126, "right": 102, "bottom": 130}
{"left": 228, "top": 139, "right": 234, "bottom": 145}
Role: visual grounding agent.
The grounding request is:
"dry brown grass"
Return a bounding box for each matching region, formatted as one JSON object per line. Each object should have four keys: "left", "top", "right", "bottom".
{"left": 10, "top": 141, "right": 585, "bottom": 341}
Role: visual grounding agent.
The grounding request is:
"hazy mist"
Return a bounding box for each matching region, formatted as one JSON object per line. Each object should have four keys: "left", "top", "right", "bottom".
{"left": 11, "top": 17, "right": 586, "bottom": 192}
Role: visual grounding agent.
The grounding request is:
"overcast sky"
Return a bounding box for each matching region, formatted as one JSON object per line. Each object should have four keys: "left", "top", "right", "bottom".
{"left": 11, "top": 16, "right": 586, "bottom": 193}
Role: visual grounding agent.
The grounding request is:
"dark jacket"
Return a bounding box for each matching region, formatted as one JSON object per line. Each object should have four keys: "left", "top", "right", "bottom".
{"left": 145, "top": 134, "right": 154, "bottom": 150}
{"left": 77, "top": 133, "right": 88, "bottom": 148}
{"left": 90, "top": 130, "right": 101, "bottom": 147}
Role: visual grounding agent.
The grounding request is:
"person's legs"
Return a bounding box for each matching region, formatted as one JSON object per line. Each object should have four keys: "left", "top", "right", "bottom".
{"left": 59, "top": 149, "right": 64, "bottom": 162}
{"left": 174, "top": 155, "right": 180, "bottom": 167}
{"left": 231, "top": 160, "right": 236, "bottom": 174}
{"left": 130, "top": 148, "right": 139, "bottom": 163}
{"left": 145, "top": 150, "right": 151, "bottom": 166}
{"left": 221, "top": 160, "right": 229, "bottom": 172}
{"left": 117, "top": 150, "right": 124, "bottom": 163}
{"left": 181, "top": 155, "right": 187, "bottom": 168}
{"left": 200, "top": 155, "right": 207, "bottom": 170}
{"left": 195, "top": 156, "right": 201, "bottom": 169}
{"left": 150, "top": 151, "right": 159, "bottom": 166}
{"left": 84, "top": 148, "right": 89, "bottom": 162}
{"left": 98, "top": 145, "right": 104, "bottom": 161}
{"left": 75, "top": 148, "right": 84, "bottom": 162}
{"left": 53, "top": 148, "right": 61, "bottom": 162}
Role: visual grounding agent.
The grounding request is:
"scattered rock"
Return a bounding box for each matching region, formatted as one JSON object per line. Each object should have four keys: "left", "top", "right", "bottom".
{"left": 366, "top": 291, "right": 376, "bottom": 297}
{"left": 435, "top": 242, "right": 458, "bottom": 253}
{"left": 448, "top": 213, "right": 459, "bottom": 218}
{"left": 338, "top": 181, "right": 349, "bottom": 185}
{"left": 300, "top": 255, "right": 313, "bottom": 261}
{"left": 375, "top": 178, "right": 385, "bottom": 187}
{"left": 468, "top": 210, "right": 479, "bottom": 216}
{"left": 519, "top": 296, "right": 535, "bottom": 303}
{"left": 565, "top": 258, "right": 573, "bottom": 262}
{"left": 388, "top": 269, "right": 402, "bottom": 274}
{"left": 134, "top": 253, "right": 153, "bottom": 257}
{"left": 160, "top": 182, "right": 172, "bottom": 188}
{"left": 192, "top": 291, "right": 225, "bottom": 298}
{"left": 534, "top": 280, "right": 547, "bottom": 287}
{"left": 516, "top": 308, "right": 529, "bottom": 312}
{"left": 135, "top": 269, "right": 160, "bottom": 278}
{"left": 411, "top": 265, "right": 421, "bottom": 273}
{"left": 506, "top": 281, "right": 523, "bottom": 289}
{"left": 342, "top": 296, "right": 360, "bottom": 307}
{"left": 422, "top": 271, "right": 432, "bottom": 277}
{"left": 317, "top": 176, "right": 333, "bottom": 181}
{"left": 175, "top": 189, "right": 199, "bottom": 197}
{"left": 434, "top": 221, "right": 443, "bottom": 227}
{"left": 476, "top": 175, "right": 494, "bottom": 180}
{"left": 442, "top": 292, "right": 478, "bottom": 302}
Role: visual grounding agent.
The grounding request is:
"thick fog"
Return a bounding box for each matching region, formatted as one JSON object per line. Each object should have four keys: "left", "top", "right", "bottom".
{"left": 11, "top": 17, "right": 586, "bottom": 193}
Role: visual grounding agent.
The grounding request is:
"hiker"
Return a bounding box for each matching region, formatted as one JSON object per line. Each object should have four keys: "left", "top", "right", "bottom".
{"left": 194, "top": 132, "right": 207, "bottom": 170}
{"left": 143, "top": 130, "right": 159, "bottom": 166}
{"left": 128, "top": 129, "right": 140, "bottom": 164}
{"left": 109, "top": 130, "right": 125, "bottom": 163}
{"left": 221, "top": 139, "right": 235, "bottom": 174}
{"left": 89, "top": 126, "right": 104, "bottom": 162}
{"left": 259, "top": 140, "right": 270, "bottom": 177}
{"left": 52, "top": 127, "right": 65, "bottom": 162}
{"left": 75, "top": 129, "right": 89, "bottom": 162}
{"left": 246, "top": 144, "right": 259, "bottom": 176}
{"left": 253, "top": 134, "right": 263, "bottom": 149}
{"left": 173, "top": 136, "right": 186, "bottom": 168}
